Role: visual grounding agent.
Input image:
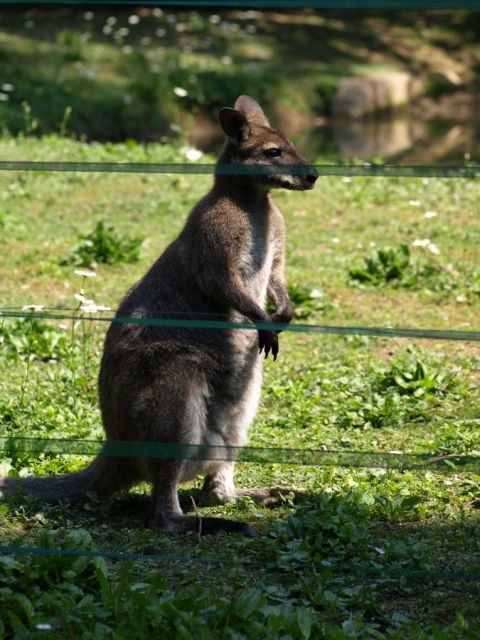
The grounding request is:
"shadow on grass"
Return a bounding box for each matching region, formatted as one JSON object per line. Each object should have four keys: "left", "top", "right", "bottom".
{"left": 2, "top": 483, "right": 480, "bottom": 630}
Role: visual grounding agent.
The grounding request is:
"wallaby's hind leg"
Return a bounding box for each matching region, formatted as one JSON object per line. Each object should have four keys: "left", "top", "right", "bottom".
{"left": 198, "top": 362, "right": 305, "bottom": 509}
{"left": 144, "top": 378, "right": 257, "bottom": 537}
{"left": 147, "top": 461, "right": 256, "bottom": 536}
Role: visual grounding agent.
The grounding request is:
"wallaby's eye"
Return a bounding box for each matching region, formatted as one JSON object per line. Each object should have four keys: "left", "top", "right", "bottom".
{"left": 264, "top": 148, "right": 282, "bottom": 159}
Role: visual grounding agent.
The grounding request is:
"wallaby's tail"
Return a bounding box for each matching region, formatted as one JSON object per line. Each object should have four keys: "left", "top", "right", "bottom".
{"left": 0, "top": 457, "right": 133, "bottom": 502}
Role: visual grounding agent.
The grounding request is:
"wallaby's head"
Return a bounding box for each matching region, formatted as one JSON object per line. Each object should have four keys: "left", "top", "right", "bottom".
{"left": 218, "top": 95, "right": 318, "bottom": 191}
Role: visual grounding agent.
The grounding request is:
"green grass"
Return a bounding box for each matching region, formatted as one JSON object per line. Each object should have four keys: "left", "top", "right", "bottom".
{"left": 0, "top": 134, "right": 480, "bottom": 638}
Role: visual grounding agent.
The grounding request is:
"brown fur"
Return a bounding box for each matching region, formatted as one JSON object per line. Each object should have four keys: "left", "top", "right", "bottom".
{"left": 1, "top": 96, "right": 317, "bottom": 536}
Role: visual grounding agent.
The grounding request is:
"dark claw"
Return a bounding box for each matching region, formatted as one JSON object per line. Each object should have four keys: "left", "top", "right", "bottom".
{"left": 258, "top": 330, "right": 279, "bottom": 361}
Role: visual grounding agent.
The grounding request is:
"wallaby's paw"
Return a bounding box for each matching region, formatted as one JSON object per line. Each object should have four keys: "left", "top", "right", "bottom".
{"left": 258, "top": 330, "right": 279, "bottom": 360}
{"left": 146, "top": 513, "right": 258, "bottom": 537}
{"left": 197, "top": 488, "right": 236, "bottom": 507}
{"left": 235, "top": 487, "right": 307, "bottom": 508}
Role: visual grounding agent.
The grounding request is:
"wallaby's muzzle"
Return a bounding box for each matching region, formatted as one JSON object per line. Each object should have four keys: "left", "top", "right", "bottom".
{"left": 304, "top": 165, "right": 318, "bottom": 189}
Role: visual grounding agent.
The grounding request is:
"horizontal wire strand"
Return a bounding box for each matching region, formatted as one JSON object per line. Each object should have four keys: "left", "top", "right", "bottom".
{"left": 1, "top": 545, "right": 480, "bottom": 582}
{"left": 2, "top": 437, "right": 479, "bottom": 471}
{"left": 0, "top": 161, "right": 479, "bottom": 178}
{"left": 2, "top": 310, "right": 480, "bottom": 342}
{"left": 4, "top": 0, "right": 480, "bottom": 8}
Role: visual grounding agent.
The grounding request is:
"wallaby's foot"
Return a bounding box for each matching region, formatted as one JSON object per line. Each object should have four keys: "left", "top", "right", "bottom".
{"left": 258, "top": 329, "right": 279, "bottom": 360}
{"left": 147, "top": 513, "right": 257, "bottom": 537}
{"left": 235, "top": 487, "right": 307, "bottom": 507}
{"left": 199, "top": 484, "right": 306, "bottom": 508}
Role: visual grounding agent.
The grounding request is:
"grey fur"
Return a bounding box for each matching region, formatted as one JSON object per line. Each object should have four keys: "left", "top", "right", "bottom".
{"left": 1, "top": 96, "right": 317, "bottom": 536}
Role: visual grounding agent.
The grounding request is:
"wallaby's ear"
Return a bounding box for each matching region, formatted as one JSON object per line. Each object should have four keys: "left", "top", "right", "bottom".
{"left": 234, "top": 95, "right": 270, "bottom": 126}
{"left": 218, "top": 108, "right": 250, "bottom": 143}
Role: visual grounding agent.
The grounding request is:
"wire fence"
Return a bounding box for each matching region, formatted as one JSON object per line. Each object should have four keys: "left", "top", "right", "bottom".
{"left": 5, "top": 0, "right": 480, "bottom": 9}
{"left": 1, "top": 1, "right": 480, "bottom": 582}
{"left": 1, "top": 161, "right": 479, "bottom": 178}
{"left": 2, "top": 309, "right": 480, "bottom": 341}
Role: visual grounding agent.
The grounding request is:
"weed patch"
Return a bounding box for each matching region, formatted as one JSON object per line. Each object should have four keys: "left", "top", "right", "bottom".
{"left": 0, "top": 318, "right": 69, "bottom": 363}
{"left": 348, "top": 245, "right": 479, "bottom": 300}
{"left": 60, "top": 221, "right": 143, "bottom": 268}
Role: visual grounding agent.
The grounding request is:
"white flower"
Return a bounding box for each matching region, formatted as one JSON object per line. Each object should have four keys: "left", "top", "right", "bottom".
{"left": 221, "top": 56, "right": 233, "bottom": 65}
{"left": 106, "top": 16, "right": 117, "bottom": 26}
{"left": 209, "top": 14, "right": 221, "bottom": 23}
{"left": 74, "top": 269, "right": 96, "bottom": 278}
{"left": 36, "top": 624, "right": 52, "bottom": 631}
{"left": 103, "top": 26, "right": 112, "bottom": 35}
{"left": 342, "top": 177, "right": 352, "bottom": 183}
{"left": 0, "top": 93, "right": 9, "bottom": 102}
{"left": 408, "top": 200, "right": 421, "bottom": 206}
{"left": 332, "top": 237, "right": 340, "bottom": 244}
{"left": 1, "top": 83, "right": 14, "bottom": 92}
{"left": 413, "top": 239, "right": 429, "bottom": 248}
{"left": 413, "top": 238, "right": 440, "bottom": 255}
{"left": 74, "top": 293, "right": 93, "bottom": 305}
{"left": 117, "top": 27, "right": 129, "bottom": 37}
{"left": 22, "top": 304, "right": 45, "bottom": 312}
{"left": 155, "top": 28, "right": 166, "bottom": 37}
{"left": 423, "top": 211, "right": 438, "bottom": 218}
{"left": 184, "top": 148, "right": 202, "bottom": 162}
{"left": 81, "top": 303, "right": 111, "bottom": 313}
{"left": 173, "top": 87, "right": 188, "bottom": 98}
{"left": 84, "top": 11, "right": 94, "bottom": 20}
{"left": 128, "top": 15, "right": 140, "bottom": 25}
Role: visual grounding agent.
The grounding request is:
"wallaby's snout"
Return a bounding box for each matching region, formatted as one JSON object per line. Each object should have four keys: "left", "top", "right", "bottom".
{"left": 305, "top": 165, "right": 318, "bottom": 187}
{"left": 218, "top": 95, "right": 318, "bottom": 192}
{"left": 297, "top": 160, "right": 318, "bottom": 190}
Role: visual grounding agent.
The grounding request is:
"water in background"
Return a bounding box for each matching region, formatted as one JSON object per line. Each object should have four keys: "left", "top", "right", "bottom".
{"left": 295, "top": 114, "right": 480, "bottom": 165}
{"left": 192, "top": 98, "right": 480, "bottom": 165}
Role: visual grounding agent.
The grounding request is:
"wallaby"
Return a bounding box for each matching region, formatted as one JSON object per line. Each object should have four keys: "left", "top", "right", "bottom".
{"left": 1, "top": 96, "right": 317, "bottom": 536}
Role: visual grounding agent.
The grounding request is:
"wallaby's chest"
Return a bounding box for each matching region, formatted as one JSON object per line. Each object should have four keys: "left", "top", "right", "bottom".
{"left": 238, "top": 210, "right": 277, "bottom": 300}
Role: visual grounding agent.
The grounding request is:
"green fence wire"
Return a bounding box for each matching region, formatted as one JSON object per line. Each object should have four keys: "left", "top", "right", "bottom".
{"left": 4, "top": 0, "right": 480, "bottom": 8}
{"left": 0, "top": 161, "right": 479, "bottom": 178}
{"left": 1, "top": 544, "right": 480, "bottom": 583}
{"left": 2, "top": 436, "right": 480, "bottom": 471}
{"left": 2, "top": 309, "right": 480, "bottom": 342}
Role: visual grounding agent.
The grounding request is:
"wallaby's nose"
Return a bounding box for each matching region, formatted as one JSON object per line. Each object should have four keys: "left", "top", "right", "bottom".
{"left": 306, "top": 166, "right": 318, "bottom": 185}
